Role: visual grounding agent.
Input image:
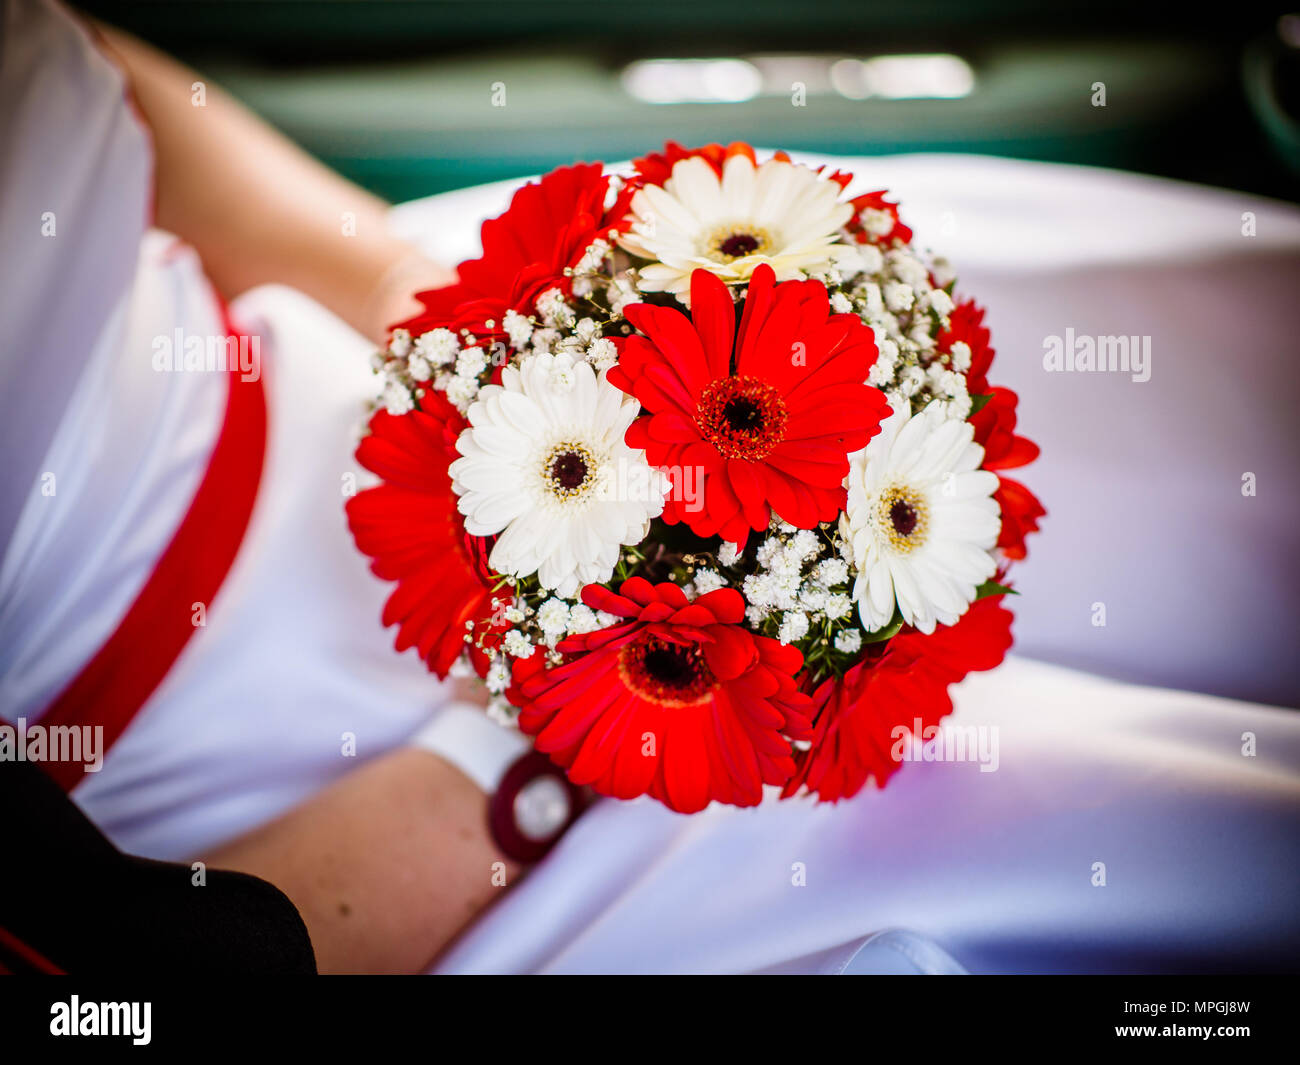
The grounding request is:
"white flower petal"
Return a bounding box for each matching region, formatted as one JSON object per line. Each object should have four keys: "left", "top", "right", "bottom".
{"left": 451, "top": 358, "right": 658, "bottom": 594}
{"left": 844, "top": 396, "right": 1003, "bottom": 634}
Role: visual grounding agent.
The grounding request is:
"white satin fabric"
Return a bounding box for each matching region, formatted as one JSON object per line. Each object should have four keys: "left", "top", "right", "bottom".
{"left": 3, "top": 0, "right": 1298, "bottom": 972}
{"left": 434, "top": 656, "right": 1300, "bottom": 973}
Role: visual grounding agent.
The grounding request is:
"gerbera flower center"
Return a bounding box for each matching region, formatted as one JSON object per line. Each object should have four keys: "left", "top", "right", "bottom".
{"left": 890, "top": 498, "right": 918, "bottom": 536}
{"left": 876, "top": 483, "right": 930, "bottom": 554}
{"left": 706, "top": 222, "right": 772, "bottom": 263}
{"left": 551, "top": 451, "right": 588, "bottom": 489}
{"left": 696, "top": 376, "right": 789, "bottom": 461}
{"left": 541, "top": 441, "right": 597, "bottom": 501}
{"left": 619, "top": 634, "right": 717, "bottom": 706}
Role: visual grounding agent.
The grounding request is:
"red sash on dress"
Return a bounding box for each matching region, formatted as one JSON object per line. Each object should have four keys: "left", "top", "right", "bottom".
{"left": 39, "top": 320, "right": 266, "bottom": 792}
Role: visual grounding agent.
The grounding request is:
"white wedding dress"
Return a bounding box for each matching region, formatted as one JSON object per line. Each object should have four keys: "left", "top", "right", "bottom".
{"left": 3, "top": 0, "right": 1298, "bottom": 973}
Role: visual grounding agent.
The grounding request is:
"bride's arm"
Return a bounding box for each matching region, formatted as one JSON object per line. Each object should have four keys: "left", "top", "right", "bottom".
{"left": 206, "top": 746, "right": 520, "bottom": 973}
{"left": 90, "top": 19, "right": 451, "bottom": 346}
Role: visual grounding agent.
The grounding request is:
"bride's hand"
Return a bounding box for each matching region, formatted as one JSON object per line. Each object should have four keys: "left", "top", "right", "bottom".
{"left": 359, "top": 250, "right": 458, "bottom": 349}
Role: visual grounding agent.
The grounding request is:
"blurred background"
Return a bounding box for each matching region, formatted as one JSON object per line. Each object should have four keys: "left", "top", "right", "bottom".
{"left": 80, "top": 0, "right": 1300, "bottom": 203}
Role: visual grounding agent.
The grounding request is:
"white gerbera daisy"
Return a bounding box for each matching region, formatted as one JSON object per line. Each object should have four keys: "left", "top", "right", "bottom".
{"left": 450, "top": 352, "right": 666, "bottom": 598}
{"left": 841, "top": 396, "right": 1000, "bottom": 635}
{"left": 617, "top": 153, "right": 857, "bottom": 300}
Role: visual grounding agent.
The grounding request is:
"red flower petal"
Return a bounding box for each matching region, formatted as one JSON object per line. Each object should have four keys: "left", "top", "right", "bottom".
{"left": 509, "top": 579, "right": 809, "bottom": 812}
{"left": 346, "top": 394, "right": 500, "bottom": 678}
{"left": 392, "top": 162, "right": 610, "bottom": 341}
{"left": 787, "top": 596, "right": 1015, "bottom": 802}
{"left": 971, "top": 387, "right": 1045, "bottom": 560}
{"left": 614, "top": 266, "right": 885, "bottom": 539}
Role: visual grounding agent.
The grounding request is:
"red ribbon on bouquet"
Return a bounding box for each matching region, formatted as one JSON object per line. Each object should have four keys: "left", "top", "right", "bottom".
{"left": 38, "top": 318, "right": 266, "bottom": 793}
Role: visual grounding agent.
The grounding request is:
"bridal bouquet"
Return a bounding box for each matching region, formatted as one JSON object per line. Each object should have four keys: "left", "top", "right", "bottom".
{"left": 348, "top": 142, "right": 1043, "bottom": 812}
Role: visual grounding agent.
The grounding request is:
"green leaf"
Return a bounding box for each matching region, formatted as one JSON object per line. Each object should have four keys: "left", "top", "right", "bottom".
{"left": 862, "top": 612, "right": 904, "bottom": 643}
{"left": 975, "top": 580, "right": 1018, "bottom": 600}
{"left": 968, "top": 393, "right": 994, "bottom": 415}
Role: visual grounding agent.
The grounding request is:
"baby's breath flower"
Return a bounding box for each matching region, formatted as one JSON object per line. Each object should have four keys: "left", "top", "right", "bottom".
{"left": 948, "top": 341, "right": 972, "bottom": 372}
{"left": 485, "top": 656, "right": 511, "bottom": 694}
{"left": 857, "top": 243, "right": 884, "bottom": 274}
{"left": 587, "top": 337, "right": 618, "bottom": 371}
{"left": 834, "top": 629, "right": 863, "bottom": 654}
{"left": 382, "top": 380, "right": 414, "bottom": 416}
{"left": 502, "top": 629, "right": 535, "bottom": 659}
{"left": 884, "top": 282, "right": 915, "bottom": 314}
{"left": 503, "top": 310, "right": 534, "bottom": 350}
{"left": 825, "top": 593, "right": 853, "bottom": 620}
{"left": 793, "top": 529, "right": 820, "bottom": 558}
{"left": 415, "top": 327, "right": 459, "bottom": 365}
{"left": 860, "top": 209, "right": 895, "bottom": 238}
{"left": 530, "top": 328, "right": 559, "bottom": 356}
{"left": 566, "top": 603, "right": 601, "bottom": 635}
{"left": 777, "top": 611, "right": 810, "bottom": 645}
{"left": 814, "top": 558, "right": 849, "bottom": 587}
{"left": 388, "top": 328, "right": 413, "bottom": 358}
{"left": 536, "top": 598, "right": 570, "bottom": 638}
{"left": 455, "top": 346, "right": 487, "bottom": 379}
{"left": 444, "top": 375, "right": 479, "bottom": 412}
{"left": 536, "top": 287, "right": 574, "bottom": 328}
{"left": 692, "top": 569, "right": 728, "bottom": 596}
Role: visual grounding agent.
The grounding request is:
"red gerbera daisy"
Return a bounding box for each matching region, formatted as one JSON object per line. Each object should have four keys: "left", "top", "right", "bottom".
{"left": 847, "top": 189, "right": 913, "bottom": 246}
{"left": 393, "top": 162, "right": 611, "bottom": 340}
{"left": 508, "top": 577, "right": 814, "bottom": 813}
{"left": 937, "top": 298, "right": 995, "bottom": 396}
{"left": 609, "top": 263, "right": 889, "bottom": 544}
{"left": 784, "top": 595, "right": 1015, "bottom": 802}
{"left": 971, "top": 387, "right": 1046, "bottom": 561}
{"left": 346, "top": 391, "right": 509, "bottom": 677}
